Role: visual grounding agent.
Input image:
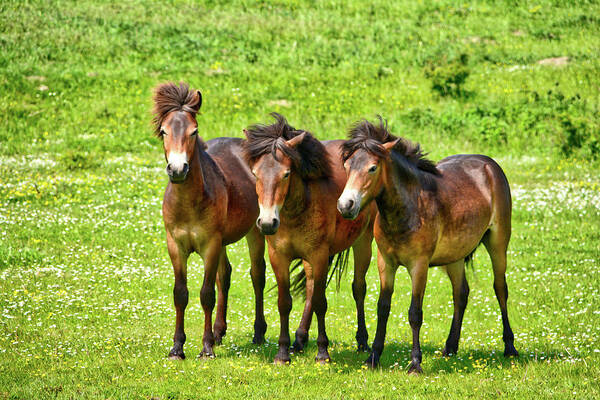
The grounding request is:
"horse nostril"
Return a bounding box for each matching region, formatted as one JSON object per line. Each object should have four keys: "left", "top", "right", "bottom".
{"left": 182, "top": 163, "right": 189, "bottom": 174}
{"left": 166, "top": 164, "right": 172, "bottom": 174}
{"left": 257, "top": 218, "right": 262, "bottom": 226}
{"left": 272, "top": 218, "right": 279, "bottom": 228}
{"left": 347, "top": 199, "right": 354, "bottom": 209}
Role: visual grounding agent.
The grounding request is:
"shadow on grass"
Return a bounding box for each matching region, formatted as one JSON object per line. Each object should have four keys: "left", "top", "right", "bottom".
{"left": 212, "top": 336, "right": 575, "bottom": 375}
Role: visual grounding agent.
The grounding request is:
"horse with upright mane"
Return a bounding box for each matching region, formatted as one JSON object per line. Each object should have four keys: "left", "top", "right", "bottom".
{"left": 153, "top": 82, "right": 267, "bottom": 360}
{"left": 338, "top": 117, "right": 518, "bottom": 373}
{"left": 244, "top": 113, "right": 376, "bottom": 364}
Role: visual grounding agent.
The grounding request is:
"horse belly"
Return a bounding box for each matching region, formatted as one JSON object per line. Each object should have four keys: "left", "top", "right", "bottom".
{"left": 430, "top": 213, "right": 490, "bottom": 265}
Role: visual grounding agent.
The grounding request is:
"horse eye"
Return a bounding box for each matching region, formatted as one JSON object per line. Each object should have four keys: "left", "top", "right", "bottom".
{"left": 368, "top": 165, "right": 377, "bottom": 173}
{"left": 283, "top": 170, "right": 290, "bottom": 179}
{"left": 160, "top": 128, "right": 167, "bottom": 136}
{"left": 191, "top": 129, "right": 198, "bottom": 136}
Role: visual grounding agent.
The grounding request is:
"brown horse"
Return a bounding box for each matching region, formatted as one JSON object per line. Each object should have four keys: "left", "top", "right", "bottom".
{"left": 152, "top": 82, "right": 267, "bottom": 360}
{"left": 244, "top": 113, "right": 376, "bottom": 364}
{"left": 337, "top": 117, "right": 518, "bottom": 374}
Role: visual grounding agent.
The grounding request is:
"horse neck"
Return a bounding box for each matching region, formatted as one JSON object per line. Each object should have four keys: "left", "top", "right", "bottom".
{"left": 281, "top": 172, "right": 308, "bottom": 218}
{"left": 168, "top": 140, "right": 211, "bottom": 204}
{"left": 375, "top": 158, "right": 421, "bottom": 233}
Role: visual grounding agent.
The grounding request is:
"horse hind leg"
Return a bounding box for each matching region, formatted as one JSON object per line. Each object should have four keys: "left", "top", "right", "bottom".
{"left": 292, "top": 260, "right": 313, "bottom": 353}
{"left": 482, "top": 227, "right": 519, "bottom": 357}
{"left": 213, "top": 248, "right": 232, "bottom": 345}
{"left": 442, "top": 260, "right": 469, "bottom": 356}
{"left": 246, "top": 226, "right": 267, "bottom": 344}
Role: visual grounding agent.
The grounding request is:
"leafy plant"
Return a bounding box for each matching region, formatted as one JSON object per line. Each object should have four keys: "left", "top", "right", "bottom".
{"left": 424, "top": 53, "right": 470, "bottom": 98}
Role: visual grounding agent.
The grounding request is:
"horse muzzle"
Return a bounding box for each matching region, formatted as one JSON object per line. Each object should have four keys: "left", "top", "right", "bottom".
{"left": 257, "top": 217, "right": 280, "bottom": 235}
{"left": 257, "top": 204, "right": 281, "bottom": 235}
{"left": 166, "top": 162, "right": 189, "bottom": 183}
{"left": 337, "top": 190, "right": 361, "bottom": 220}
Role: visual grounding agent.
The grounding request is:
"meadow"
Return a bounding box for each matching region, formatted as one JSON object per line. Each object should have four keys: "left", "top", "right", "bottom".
{"left": 1, "top": 0, "right": 599, "bottom": 398}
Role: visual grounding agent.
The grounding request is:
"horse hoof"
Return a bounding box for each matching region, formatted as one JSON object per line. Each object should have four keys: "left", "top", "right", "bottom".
{"left": 504, "top": 345, "right": 519, "bottom": 357}
{"left": 364, "top": 354, "right": 378, "bottom": 369}
{"left": 407, "top": 362, "right": 423, "bottom": 375}
{"left": 252, "top": 335, "right": 265, "bottom": 345}
{"left": 168, "top": 353, "right": 185, "bottom": 361}
{"left": 273, "top": 357, "right": 291, "bottom": 365}
{"left": 315, "top": 356, "right": 330, "bottom": 365}
{"left": 441, "top": 347, "right": 457, "bottom": 357}
{"left": 291, "top": 340, "right": 304, "bottom": 354}
{"left": 357, "top": 343, "right": 371, "bottom": 353}
{"left": 198, "top": 349, "right": 215, "bottom": 359}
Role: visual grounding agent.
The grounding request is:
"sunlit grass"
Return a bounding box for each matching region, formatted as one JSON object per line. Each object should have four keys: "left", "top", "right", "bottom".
{"left": 1, "top": 0, "right": 600, "bottom": 398}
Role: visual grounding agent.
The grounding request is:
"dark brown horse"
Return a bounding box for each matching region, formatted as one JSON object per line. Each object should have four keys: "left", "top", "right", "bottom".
{"left": 337, "top": 117, "right": 518, "bottom": 374}
{"left": 244, "top": 113, "right": 376, "bottom": 364}
{"left": 152, "top": 82, "right": 267, "bottom": 360}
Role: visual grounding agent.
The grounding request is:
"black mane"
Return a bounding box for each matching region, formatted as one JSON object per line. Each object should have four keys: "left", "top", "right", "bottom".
{"left": 244, "top": 113, "right": 331, "bottom": 180}
{"left": 342, "top": 116, "right": 439, "bottom": 176}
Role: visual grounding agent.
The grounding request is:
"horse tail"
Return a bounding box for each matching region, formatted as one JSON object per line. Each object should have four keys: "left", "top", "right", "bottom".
{"left": 327, "top": 248, "right": 351, "bottom": 292}
{"left": 465, "top": 250, "right": 475, "bottom": 269}
{"left": 289, "top": 259, "right": 306, "bottom": 298}
{"left": 287, "top": 249, "right": 352, "bottom": 299}
{"left": 465, "top": 239, "right": 485, "bottom": 279}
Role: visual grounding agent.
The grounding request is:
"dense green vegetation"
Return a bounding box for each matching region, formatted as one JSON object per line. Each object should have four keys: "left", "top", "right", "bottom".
{"left": 1, "top": 0, "right": 599, "bottom": 398}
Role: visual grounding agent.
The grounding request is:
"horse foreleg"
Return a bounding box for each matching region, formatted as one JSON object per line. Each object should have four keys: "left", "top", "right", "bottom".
{"left": 166, "top": 231, "right": 190, "bottom": 360}
{"left": 269, "top": 248, "right": 293, "bottom": 364}
{"left": 199, "top": 240, "right": 222, "bottom": 358}
{"left": 406, "top": 259, "right": 429, "bottom": 375}
{"left": 246, "top": 227, "right": 267, "bottom": 345}
{"left": 213, "top": 249, "right": 232, "bottom": 345}
{"left": 365, "top": 249, "right": 397, "bottom": 368}
{"left": 292, "top": 260, "right": 313, "bottom": 353}
{"left": 311, "top": 251, "right": 331, "bottom": 364}
{"left": 442, "top": 260, "right": 469, "bottom": 356}
{"left": 352, "top": 231, "right": 373, "bottom": 352}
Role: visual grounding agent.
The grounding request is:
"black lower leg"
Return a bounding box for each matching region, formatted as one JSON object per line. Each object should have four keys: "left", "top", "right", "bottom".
{"left": 352, "top": 279, "right": 369, "bottom": 351}
{"left": 494, "top": 280, "right": 518, "bottom": 357}
{"left": 313, "top": 282, "right": 330, "bottom": 363}
{"left": 214, "top": 260, "right": 231, "bottom": 344}
{"left": 169, "top": 282, "right": 188, "bottom": 359}
{"left": 251, "top": 259, "right": 267, "bottom": 344}
{"left": 200, "top": 284, "right": 216, "bottom": 357}
{"left": 444, "top": 277, "right": 469, "bottom": 356}
{"left": 274, "top": 290, "right": 292, "bottom": 364}
{"left": 408, "top": 295, "right": 423, "bottom": 374}
{"left": 365, "top": 288, "right": 392, "bottom": 368}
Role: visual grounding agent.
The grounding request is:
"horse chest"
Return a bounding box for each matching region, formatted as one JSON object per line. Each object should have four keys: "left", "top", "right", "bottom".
{"left": 169, "top": 222, "right": 213, "bottom": 251}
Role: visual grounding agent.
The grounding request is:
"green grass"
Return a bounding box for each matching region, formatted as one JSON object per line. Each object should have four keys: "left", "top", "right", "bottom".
{"left": 1, "top": 0, "right": 599, "bottom": 398}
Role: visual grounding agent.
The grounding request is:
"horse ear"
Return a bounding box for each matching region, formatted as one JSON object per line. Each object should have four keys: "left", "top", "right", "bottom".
{"left": 191, "top": 90, "right": 202, "bottom": 112}
{"left": 285, "top": 131, "right": 306, "bottom": 148}
{"left": 243, "top": 129, "right": 250, "bottom": 139}
{"left": 382, "top": 139, "right": 399, "bottom": 152}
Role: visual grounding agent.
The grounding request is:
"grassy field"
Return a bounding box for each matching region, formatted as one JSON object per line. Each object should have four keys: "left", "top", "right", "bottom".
{"left": 1, "top": 0, "right": 599, "bottom": 398}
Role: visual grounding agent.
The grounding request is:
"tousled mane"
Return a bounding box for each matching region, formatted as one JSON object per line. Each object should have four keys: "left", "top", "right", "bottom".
{"left": 342, "top": 116, "right": 439, "bottom": 176}
{"left": 244, "top": 113, "right": 331, "bottom": 180}
{"left": 152, "top": 82, "right": 202, "bottom": 137}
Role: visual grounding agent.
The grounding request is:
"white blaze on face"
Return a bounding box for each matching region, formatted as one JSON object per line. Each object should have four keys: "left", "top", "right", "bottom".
{"left": 167, "top": 151, "right": 189, "bottom": 172}
{"left": 258, "top": 203, "right": 281, "bottom": 224}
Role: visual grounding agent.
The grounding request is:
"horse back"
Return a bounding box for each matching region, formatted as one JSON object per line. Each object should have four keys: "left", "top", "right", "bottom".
{"left": 206, "top": 137, "right": 260, "bottom": 245}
